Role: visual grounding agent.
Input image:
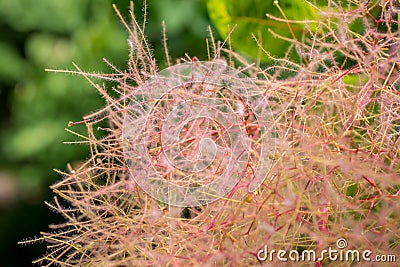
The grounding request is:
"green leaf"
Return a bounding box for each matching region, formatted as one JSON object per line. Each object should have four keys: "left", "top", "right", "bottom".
{"left": 207, "top": 0, "right": 318, "bottom": 62}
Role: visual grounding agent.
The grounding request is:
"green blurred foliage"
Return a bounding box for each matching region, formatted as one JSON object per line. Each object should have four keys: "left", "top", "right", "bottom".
{"left": 0, "top": 0, "right": 209, "bottom": 266}
{"left": 207, "top": 0, "right": 318, "bottom": 62}
{"left": 206, "top": 0, "right": 368, "bottom": 64}
{"left": 0, "top": 0, "right": 127, "bottom": 194}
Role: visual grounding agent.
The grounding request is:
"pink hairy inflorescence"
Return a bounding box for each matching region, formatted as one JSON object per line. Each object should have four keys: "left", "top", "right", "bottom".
{"left": 21, "top": 1, "right": 399, "bottom": 266}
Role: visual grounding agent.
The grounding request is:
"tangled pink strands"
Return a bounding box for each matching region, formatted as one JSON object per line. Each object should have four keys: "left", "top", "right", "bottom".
{"left": 20, "top": 1, "right": 400, "bottom": 266}
{"left": 122, "top": 60, "right": 276, "bottom": 207}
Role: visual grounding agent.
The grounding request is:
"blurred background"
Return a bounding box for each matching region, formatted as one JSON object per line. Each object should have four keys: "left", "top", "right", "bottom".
{"left": 0, "top": 0, "right": 209, "bottom": 265}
